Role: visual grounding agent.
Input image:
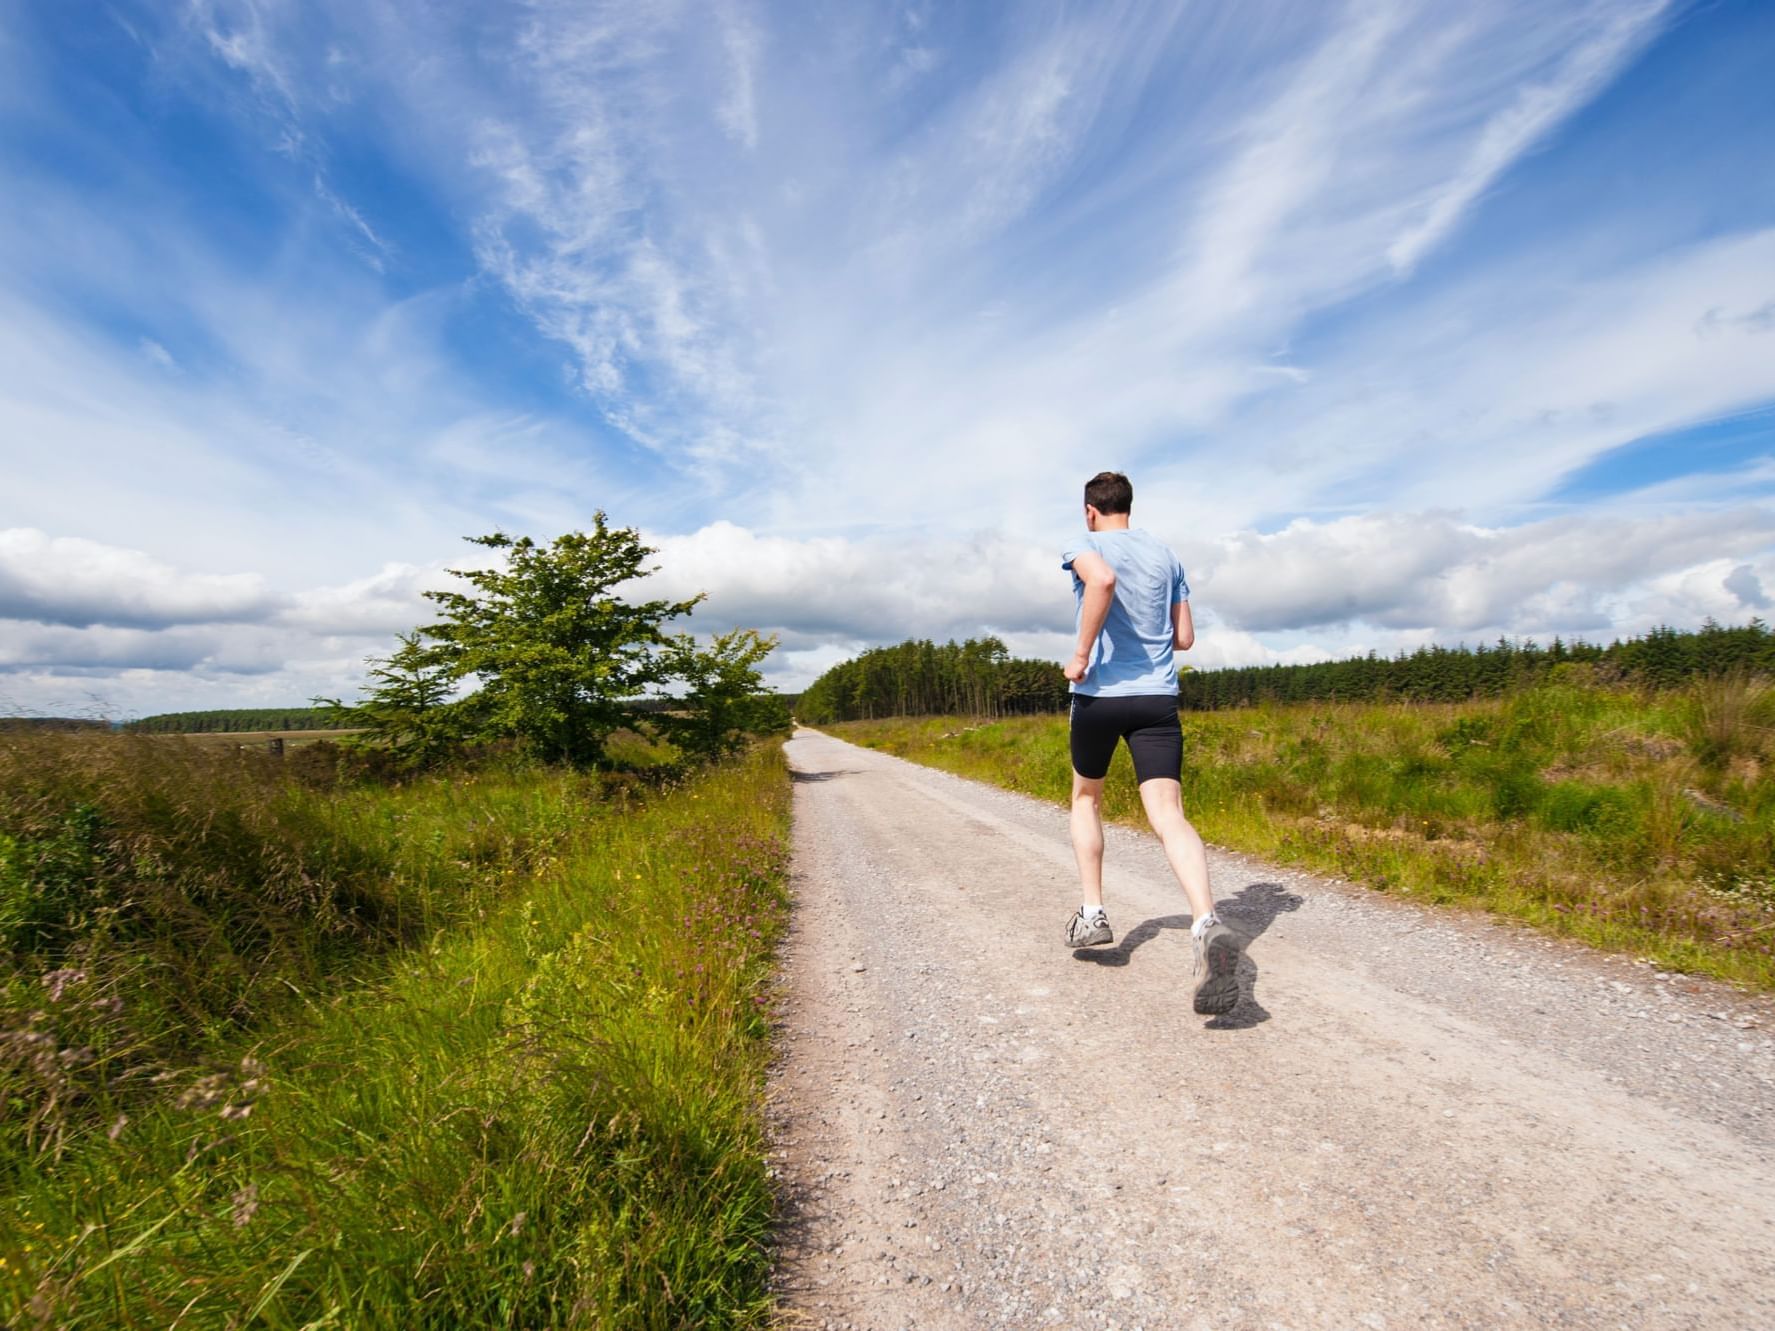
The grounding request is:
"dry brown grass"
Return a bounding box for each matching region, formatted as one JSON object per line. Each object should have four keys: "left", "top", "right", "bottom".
{"left": 1682, "top": 671, "right": 1775, "bottom": 768}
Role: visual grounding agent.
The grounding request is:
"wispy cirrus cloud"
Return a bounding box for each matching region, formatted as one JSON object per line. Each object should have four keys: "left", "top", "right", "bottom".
{"left": 145, "top": 0, "right": 1717, "bottom": 534}
{"left": 1152, "top": 226, "right": 1775, "bottom": 532}
{"left": 715, "top": 0, "right": 763, "bottom": 152}
{"left": 1386, "top": 0, "right": 1670, "bottom": 274}
{"left": 188, "top": 0, "right": 392, "bottom": 270}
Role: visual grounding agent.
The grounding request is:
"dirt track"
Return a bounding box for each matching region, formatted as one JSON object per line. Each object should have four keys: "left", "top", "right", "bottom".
{"left": 766, "top": 728, "right": 1775, "bottom": 1331}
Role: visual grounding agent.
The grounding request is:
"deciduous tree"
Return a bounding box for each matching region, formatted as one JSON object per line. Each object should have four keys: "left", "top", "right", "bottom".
{"left": 422, "top": 518, "right": 701, "bottom": 765}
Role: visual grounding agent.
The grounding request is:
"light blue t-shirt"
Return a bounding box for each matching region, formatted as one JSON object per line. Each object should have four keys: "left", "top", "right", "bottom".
{"left": 1061, "top": 528, "right": 1190, "bottom": 697}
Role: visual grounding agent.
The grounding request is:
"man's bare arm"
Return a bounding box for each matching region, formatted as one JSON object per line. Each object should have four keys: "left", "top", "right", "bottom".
{"left": 1065, "top": 552, "right": 1116, "bottom": 683}
{"left": 1172, "top": 599, "right": 1195, "bottom": 652}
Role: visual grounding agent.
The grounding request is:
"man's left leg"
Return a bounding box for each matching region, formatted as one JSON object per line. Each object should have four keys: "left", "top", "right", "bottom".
{"left": 1128, "top": 702, "right": 1240, "bottom": 1014}
{"left": 1136, "top": 778, "right": 1215, "bottom": 922}
{"left": 1139, "top": 778, "right": 1238, "bottom": 1012}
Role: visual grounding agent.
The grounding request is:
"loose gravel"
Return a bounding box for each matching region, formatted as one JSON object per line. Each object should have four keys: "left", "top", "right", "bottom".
{"left": 765, "top": 729, "right": 1775, "bottom": 1331}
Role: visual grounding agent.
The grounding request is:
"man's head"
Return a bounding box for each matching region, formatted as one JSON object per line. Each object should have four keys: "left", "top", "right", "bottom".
{"left": 1083, "top": 471, "right": 1132, "bottom": 530}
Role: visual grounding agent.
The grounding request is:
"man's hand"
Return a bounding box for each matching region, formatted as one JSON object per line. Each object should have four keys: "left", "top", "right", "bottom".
{"left": 1063, "top": 650, "right": 1091, "bottom": 684}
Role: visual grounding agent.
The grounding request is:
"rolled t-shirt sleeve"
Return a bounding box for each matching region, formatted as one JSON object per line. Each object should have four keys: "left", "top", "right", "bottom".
{"left": 1172, "top": 556, "right": 1190, "bottom": 603}
{"left": 1061, "top": 533, "right": 1099, "bottom": 575}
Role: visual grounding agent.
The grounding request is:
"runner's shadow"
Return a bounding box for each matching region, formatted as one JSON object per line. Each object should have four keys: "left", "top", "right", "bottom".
{"left": 789, "top": 768, "right": 860, "bottom": 783}
{"left": 1217, "top": 880, "right": 1305, "bottom": 938}
{"left": 1070, "top": 913, "right": 1191, "bottom": 968}
{"left": 1071, "top": 880, "right": 1303, "bottom": 1030}
{"left": 1206, "top": 880, "right": 1304, "bottom": 1029}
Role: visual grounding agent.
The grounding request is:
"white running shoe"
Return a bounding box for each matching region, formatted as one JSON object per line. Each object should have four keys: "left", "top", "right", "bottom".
{"left": 1064, "top": 908, "right": 1113, "bottom": 949}
{"left": 1190, "top": 918, "right": 1239, "bottom": 1014}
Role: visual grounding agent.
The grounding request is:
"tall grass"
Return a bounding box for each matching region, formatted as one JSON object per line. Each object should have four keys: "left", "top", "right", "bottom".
{"left": 1, "top": 733, "right": 790, "bottom": 1328}
{"left": 1, "top": 732, "right": 607, "bottom": 1160}
{"left": 831, "top": 675, "right": 1775, "bottom": 988}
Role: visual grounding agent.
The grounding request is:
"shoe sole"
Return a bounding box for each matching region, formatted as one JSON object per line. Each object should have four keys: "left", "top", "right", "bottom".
{"left": 1193, "top": 929, "right": 1240, "bottom": 1014}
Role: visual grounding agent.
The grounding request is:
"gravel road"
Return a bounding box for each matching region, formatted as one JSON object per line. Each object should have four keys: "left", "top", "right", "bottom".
{"left": 765, "top": 728, "right": 1775, "bottom": 1331}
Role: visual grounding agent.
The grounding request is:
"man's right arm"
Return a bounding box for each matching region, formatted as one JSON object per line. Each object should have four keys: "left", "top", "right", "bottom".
{"left": 1172, "top": 599, "right": 1195, "bottom": 653}
{"left": 1064, "top": 551, "right": 1116, "bottom": 683}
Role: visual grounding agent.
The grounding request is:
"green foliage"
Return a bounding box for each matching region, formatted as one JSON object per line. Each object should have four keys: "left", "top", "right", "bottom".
{"left": 797, "top": 636, "right": 1068, "bottom": 723}
{"left": 421, "top": 520, "right": 703, "bottom": 766}
{"left": 2, "top": 738, "right": 792, "bottom": 1328}
{"left": 655, "top": 629, "right": 788, "bottom": 761}
{"left": 316, "top": 519, "right": 788, "bottom": 770}
{"left": 317, "top": 631, "right": 463, "bottom": 766}
{"left": 1538, "top": 782, "right": 1636, "bottom": 838}
{"left": 0, "top": 804, "right": 104, "bottom": 955}
{"left": 0, "top": 729, "right": 558, "bottom": 1126}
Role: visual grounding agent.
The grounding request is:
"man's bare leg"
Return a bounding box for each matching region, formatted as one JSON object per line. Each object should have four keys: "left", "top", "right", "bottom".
{"left": 1070, "top": 771, "right": 1107, "bottom": 909}
{"left": 1136, "top": 777, "right": 1216, "bottom": 922}
{"left": 1141, "top": 776, "right": 1238, "bottom": 1012}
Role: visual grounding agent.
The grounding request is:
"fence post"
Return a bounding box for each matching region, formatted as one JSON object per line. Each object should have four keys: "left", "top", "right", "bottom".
{"left": 268, "top": 737, "right": 285, "bottom": 758}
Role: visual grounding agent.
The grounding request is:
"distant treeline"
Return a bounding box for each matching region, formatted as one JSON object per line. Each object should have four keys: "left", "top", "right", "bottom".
{"left": 1179, "top": 620, "right": 1775, "bottom": 709}
{"left": 127, "top": 708, "right": 361, "bottom": 734}
{"left": 796, "top": 637, "right": 1068, "bottom": 724}
{"left": 125, "top": 698, "right": 804, "bottom": 734}
{"left": 797, "top": 621, "right": 1775, "bottom": 723}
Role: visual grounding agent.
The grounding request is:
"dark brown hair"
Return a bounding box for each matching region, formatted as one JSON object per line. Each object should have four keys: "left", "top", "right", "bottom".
{"left": 1083, "top": 471, "right": 1132, "bottom": 515}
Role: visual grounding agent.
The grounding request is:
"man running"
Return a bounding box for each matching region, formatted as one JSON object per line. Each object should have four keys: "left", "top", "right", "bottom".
{"left": 1060, "top": 471, "right": 1238, "bottom": 1016}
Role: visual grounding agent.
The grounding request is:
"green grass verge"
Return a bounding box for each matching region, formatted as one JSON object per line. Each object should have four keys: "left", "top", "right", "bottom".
{"left": 827, "top": 681, "right": 1775, "bottom": 989}
{"left": 2, "top": 745, "right": 789, "bottom": 1329}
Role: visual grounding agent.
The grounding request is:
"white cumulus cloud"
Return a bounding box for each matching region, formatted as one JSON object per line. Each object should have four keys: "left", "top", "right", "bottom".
{"left": 0, "top": 529, "right": 282, "bottom": 629}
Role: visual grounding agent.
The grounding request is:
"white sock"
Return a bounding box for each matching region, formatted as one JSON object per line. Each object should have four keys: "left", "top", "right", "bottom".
{"left": 1191, "top": 912, "right": 1218, "bottom": 938}
{"left": 1082, "top": 903, "right": 1105, "bottom": 918}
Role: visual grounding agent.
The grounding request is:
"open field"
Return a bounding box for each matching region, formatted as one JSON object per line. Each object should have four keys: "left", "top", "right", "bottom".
{"left": 1, "top": 730, "right": 790, "bottom": 1328}
{"left": 158, "top": 727, "right": 369, "bottom": 748}
{"left": 827, "top": 676, "right": 1775, "bottom": 989}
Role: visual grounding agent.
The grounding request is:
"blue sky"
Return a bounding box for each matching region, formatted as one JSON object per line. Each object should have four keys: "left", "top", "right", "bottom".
{"left": 2, "top": 0, "right": 1773, "bottom": 715}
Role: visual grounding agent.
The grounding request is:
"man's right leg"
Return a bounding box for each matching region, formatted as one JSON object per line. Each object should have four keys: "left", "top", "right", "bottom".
{"left": 1065, "top": 771, "right": 1114, "bottom": 948}
{"left": 1065, "top": 695, "right": 1116, "bottom": 948}
{"left": 1070, "top": 771, "right": 1108, "bottom": 910}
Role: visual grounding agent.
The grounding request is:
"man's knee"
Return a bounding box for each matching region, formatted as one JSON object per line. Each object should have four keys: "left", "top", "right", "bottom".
{"left": 1138, "top": 777, "right": 1185, "bottom": 824}
{"left": 1071, "top": 774, "right": 1106, "bottom": 806}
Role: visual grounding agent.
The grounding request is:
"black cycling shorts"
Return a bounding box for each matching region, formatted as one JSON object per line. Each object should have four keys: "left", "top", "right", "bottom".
{"left": 1068, "top": 693, "right": 1182, "bottom": 784}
